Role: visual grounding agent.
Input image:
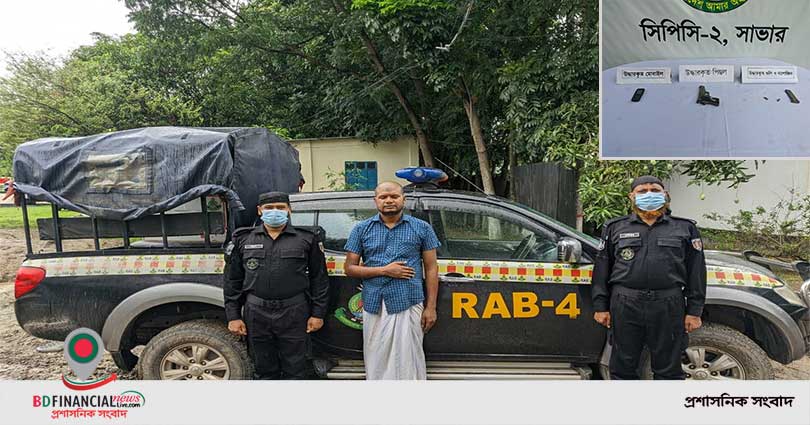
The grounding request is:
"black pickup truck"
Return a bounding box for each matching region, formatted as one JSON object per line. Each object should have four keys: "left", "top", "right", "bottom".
{"left": 11, "top": 129, "right": 810, "bottom": 380}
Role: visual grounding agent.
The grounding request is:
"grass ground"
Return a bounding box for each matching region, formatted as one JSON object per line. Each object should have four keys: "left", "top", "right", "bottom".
{"left": 0, "top": 205, "right": 81, "bottom": 229}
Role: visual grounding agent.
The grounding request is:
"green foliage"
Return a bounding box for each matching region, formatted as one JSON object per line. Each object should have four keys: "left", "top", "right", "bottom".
{"left": 319, "top": 167, "right": 366, "bottom": 191}
{"left": 0, "top": 35, "right": 204, "bottom": 175}
{"left": 680, "top": 161, "right": 759, "bottom": 189}
{"left": 352, "top": 0, "right": 450, "bottom": 14}
{"left": 0, "top": 205, "right": 81, "bottom": 229}
{"left": 703, "top": 188, "right": 810, "bottom": 259}
{"left": 0, "top": 0, "right": 763, "bottom": 231}
{"left": 503, "top": 87, "right": 755, "bottom": 227}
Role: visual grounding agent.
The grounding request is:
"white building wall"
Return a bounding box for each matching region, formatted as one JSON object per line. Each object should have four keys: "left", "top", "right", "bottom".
{"left": 666, "top": 160, "right": 810, "bottom": 230}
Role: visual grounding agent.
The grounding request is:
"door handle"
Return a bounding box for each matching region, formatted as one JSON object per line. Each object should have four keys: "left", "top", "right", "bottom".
{"left": 439, "top": 274, "right": 476, "bottom": 283}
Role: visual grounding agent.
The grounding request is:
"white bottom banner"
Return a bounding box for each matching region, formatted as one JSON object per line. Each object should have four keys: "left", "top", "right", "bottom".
{"left": 1, "top": 380, "right": 808, "bottom": 425}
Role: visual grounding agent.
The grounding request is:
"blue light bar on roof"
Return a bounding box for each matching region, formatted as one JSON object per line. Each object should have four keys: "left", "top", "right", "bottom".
{"left": 395, "top": 167, "right": 449, "bottom": 184}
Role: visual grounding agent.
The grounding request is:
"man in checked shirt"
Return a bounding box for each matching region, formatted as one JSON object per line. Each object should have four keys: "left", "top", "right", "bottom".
{"left": 344, "top": 181, "right": 440, "bottom": 380}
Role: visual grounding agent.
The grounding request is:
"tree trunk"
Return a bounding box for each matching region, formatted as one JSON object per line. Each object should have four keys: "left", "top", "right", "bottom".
{"left": 508, "top": 142, "right": 517, "bottom": 200}
{"left": 411, "top": 78, "right": 436, "bottom": 168}
{"left": 331, "top": 0, "right": 435, "bottom": 168}
{"left": 459, "top": 80, "right": 495, "bottom": 195}
{"left": 573, "top": 162, "right": 584, "bottom": 231}
{"left": 357, "top": 39, "right": 435, "bottom": 167}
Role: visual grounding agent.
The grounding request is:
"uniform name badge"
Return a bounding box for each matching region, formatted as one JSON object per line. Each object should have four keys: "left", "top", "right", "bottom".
{"left": 246, "top": 258, "right": 260, "bottom": 270}
{"left": 620, "top": 247, "right": 635, "bottom": 261}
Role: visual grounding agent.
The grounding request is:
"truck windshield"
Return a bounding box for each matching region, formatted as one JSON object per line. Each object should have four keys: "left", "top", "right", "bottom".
{"left": 503, "top": 199, "right": 600, "bottom": 246}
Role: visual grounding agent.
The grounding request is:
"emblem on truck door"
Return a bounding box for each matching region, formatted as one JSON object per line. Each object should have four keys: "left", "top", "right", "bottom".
{"left": 334, "top": 286, "right": 364, "bottom": 330}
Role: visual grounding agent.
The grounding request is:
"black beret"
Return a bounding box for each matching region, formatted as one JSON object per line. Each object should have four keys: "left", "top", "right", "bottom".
{"left": 630, "top": 175, "right": 665, "bottom": 190}
{"left": 258, "top": 191, "right": 290, "bottom": 205}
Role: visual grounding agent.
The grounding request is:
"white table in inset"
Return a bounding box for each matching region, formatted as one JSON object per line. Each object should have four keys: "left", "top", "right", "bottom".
{"left": 601, "top": 58, "right": 810, "bottom": 158}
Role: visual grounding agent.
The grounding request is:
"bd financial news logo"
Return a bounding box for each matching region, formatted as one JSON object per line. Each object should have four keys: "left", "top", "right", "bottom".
{"left": 32, "top": 328, "right": 145, "bottom": 420}
{"left": 683, "top": 0, "right": 749, "bottom": 13}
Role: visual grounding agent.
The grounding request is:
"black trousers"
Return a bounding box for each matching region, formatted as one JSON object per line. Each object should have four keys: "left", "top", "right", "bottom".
{"left": 244, "top": 294, "right": 310, "bottom": 380}
{"left": 609, "top": 286, "right": 688, "bottom": 380}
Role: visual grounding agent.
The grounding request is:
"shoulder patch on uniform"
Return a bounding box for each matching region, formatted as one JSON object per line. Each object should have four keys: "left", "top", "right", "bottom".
{"left": 619, "top": 247, "right": 635, "bottom": 261}
{"left": 691, "top": 238, "right": 703, "bottom": 251}
{"left": 224, "top": 241, "right": 235, "bottom": 256}
{"left": 597, "top": 239, "right": 606, "bottom": 251}
{"left": 245, "top": 258, "right": 260, "bottom": 270}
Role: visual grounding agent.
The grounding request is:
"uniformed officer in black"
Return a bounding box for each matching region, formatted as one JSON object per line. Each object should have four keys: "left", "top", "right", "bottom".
{"left": 591, "top": 176, "right": 707, "bottom": 380}
{"left": 223, "top": 191, "right": 329, "bottom": 379}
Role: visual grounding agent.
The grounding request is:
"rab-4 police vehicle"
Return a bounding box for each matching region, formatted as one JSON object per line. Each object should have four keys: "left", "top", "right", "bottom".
{"left": 12, "top": 129, "right": 810, "bottom": 380}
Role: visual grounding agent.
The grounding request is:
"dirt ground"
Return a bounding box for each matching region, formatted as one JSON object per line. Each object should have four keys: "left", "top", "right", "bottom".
{"left": 0, "top": 228, "right": 808, "bottom": 380}
{"left": 0, "top": 228, "right": 137, "bottom": 380}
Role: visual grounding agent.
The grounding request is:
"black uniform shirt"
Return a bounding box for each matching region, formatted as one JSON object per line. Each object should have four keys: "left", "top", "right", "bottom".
{"left": 223, "top": 224, "right": 329, "bottom": 322}
{"left": 591, "top": 213, "right": 707, "bottom": 316}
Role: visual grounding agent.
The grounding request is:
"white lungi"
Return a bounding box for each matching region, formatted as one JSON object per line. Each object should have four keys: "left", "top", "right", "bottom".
{"left": 363, "top": 302, "right": 426, "bottom": 380}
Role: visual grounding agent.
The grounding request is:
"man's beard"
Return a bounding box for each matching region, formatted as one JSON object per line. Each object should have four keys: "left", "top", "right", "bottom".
{"left": 632, "top": 202, "right": 670, "bottom": 221}
{"left": 380, "top": 205, "right": 404, "bottom": 216}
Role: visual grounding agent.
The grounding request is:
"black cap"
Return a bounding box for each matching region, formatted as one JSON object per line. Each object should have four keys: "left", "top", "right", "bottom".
{"left": 258, "top": 191, "right": 290, "bottom": 205}
{"left": 630, "top": 175, "right": 665, "bottom": 190}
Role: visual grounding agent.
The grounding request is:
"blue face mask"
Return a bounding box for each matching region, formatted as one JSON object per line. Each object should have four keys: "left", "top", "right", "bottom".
{"left": 261, "top": 209, "right": 289, "bottom": 227}
{"left": 634, "top": 192, "right": 667, "bottom": 212}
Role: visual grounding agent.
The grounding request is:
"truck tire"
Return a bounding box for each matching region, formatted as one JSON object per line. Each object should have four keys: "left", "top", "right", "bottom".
{"left": 600, "top": 322, "right": 774, "bottom": 380}
{"left": 674, "top": 322, "right": 774, "bottom": 380}
{"left": 138, "top": 320, "right": 253, "bottom": 380}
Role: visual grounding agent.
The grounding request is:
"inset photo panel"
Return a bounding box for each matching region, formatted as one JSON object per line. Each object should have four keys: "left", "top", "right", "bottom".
{"left": 600, "top": 0, "right": 810, "bottom": 159}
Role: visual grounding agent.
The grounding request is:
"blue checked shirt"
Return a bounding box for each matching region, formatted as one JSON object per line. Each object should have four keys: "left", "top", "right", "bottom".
{"left": 344, "top": 214, "right": 441, "bottom": 314}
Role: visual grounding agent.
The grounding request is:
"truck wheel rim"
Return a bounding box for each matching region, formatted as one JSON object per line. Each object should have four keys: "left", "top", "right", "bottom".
{"left": 682, "top": 346, "right": 745, "bottom": 380}
{"left": 159, "top": 343, "right": 230, "bottom": 380}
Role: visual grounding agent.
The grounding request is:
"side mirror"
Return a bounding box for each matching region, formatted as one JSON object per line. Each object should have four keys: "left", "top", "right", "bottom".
{"left": 557, "top": 237, "right": 582, "bottom": 264}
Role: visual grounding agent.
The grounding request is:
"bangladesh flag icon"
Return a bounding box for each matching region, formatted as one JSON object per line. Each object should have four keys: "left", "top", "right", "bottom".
{"left": 63, "top": 328, "right": 104, "bottom": 381}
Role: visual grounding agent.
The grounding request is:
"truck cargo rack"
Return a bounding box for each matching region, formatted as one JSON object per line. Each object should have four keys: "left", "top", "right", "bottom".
{"left": 19, "top": 194, "right": 228, "bottom": 255}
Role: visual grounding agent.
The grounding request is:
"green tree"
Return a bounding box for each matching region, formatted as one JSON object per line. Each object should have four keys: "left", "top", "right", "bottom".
{"left": 0, "top": 35, "right": 203, "bottom": 174}
{"left": 124, "top": 0, "right": 442, "bottom": 165}
{"left": 0, "top": 0, "right": 761, "bottom": 232}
